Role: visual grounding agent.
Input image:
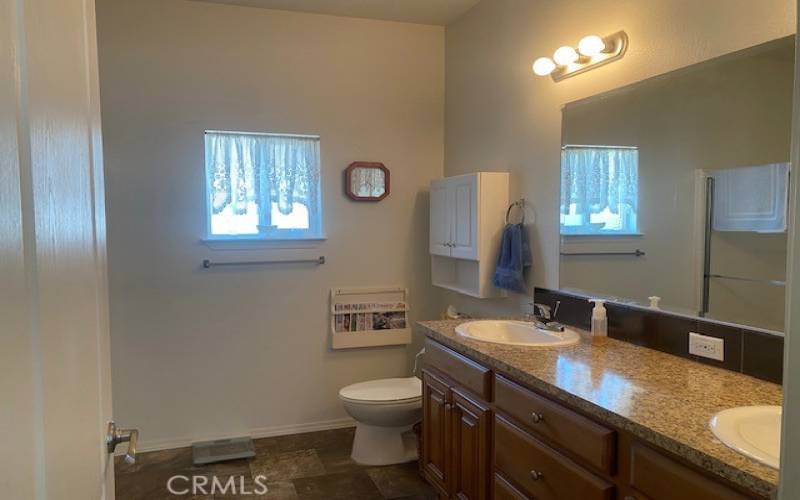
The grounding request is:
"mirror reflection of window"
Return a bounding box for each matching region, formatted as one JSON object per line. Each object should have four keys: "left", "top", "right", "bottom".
{"left": 560, "top": 146, "right": 639, "bottom": 235}
{"left": 351, "top": 167, "right": 386, "bottom": 197}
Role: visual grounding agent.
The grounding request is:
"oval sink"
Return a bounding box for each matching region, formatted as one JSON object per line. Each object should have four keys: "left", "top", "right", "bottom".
{"left": 710, "top": 406, "right": 781, "bottom": 469}
{"left": 455, "top": 320, "right": 580, "bottom": 347}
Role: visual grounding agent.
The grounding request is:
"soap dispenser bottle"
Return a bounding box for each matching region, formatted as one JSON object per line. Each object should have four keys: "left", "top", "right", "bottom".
{"left": 588, "top": 299, "right": 607, "bottom": 344}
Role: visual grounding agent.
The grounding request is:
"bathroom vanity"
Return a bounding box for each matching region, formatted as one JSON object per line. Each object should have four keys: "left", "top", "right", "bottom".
{"left": 418, "top": 320, "right": 781, "bottom": 500}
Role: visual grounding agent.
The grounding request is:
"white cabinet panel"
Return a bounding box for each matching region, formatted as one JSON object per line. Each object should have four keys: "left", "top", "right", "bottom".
{"left": 430, "top": 181, "right": 452, "bottom": 256}
{"left": 451, "top": 175, "right": 478, "bottom": 260}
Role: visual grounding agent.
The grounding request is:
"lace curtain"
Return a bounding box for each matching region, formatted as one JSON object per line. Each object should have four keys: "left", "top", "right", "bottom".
{"left": 351, "top": 167, "right": 386, "bottom": 197}
{"left": 561, "top": 146, "right": 638, "bottom": 216}
{"left": 560, "top": 146, "right": 638, "bottom": 234}
{"left": 205, "top": 132, "right": 320, "bottom": 228}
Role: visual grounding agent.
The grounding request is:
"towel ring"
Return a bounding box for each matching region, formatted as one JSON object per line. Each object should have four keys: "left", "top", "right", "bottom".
{"left": 506, "top": 199, "right": 525, "bottom": 225}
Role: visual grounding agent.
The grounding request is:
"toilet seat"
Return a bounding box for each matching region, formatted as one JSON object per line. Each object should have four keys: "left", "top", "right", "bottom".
{"left": 339, "top": 377, "right": 421, "bottom": 405}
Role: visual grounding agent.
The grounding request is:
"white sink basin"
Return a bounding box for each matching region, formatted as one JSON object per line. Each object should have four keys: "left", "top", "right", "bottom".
{"left": 710, "top": 406, "right": 781, "bottom": 469}
{"left": 455, "top": 320, "right": 580, "bottom": 347}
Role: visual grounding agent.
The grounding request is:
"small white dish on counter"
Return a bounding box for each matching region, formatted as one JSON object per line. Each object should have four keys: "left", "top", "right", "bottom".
{"left": 455, "top": 320, "right": 580, "bottom": 347}
{"left": 710, "top": 405, "right": 781, "bottom": 469}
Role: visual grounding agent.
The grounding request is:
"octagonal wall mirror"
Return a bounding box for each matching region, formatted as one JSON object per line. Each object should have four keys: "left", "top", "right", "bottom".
{"left": 345, "top": 162, "right": 390, "bottom": 201}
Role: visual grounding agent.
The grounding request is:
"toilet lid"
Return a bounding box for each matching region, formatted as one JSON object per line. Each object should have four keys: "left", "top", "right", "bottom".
{"left": 339, "top": 377, "right": 422, "bottom": 403}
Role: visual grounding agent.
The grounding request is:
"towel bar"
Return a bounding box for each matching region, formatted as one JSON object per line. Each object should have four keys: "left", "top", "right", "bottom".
{"left": 706, "top": 274, "right": 785, "bottom": 287}
{"left": 560, "top": 249, "right": 645, "bottom": 257}
{"left": 202, "top": 256, "right": 325, "bottom": 268}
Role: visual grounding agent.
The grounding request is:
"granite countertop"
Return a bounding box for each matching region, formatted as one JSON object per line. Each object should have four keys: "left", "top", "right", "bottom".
{"left": 418, "top": 319, "right": 783, "bottom": 498}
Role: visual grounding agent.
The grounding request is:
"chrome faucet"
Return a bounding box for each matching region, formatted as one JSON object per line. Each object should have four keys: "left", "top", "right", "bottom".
{"left": 534, "top": 303, "right": 552, "bottom": 320}
{"left": 528, "top": 300, "right": 565, "bottom": 332}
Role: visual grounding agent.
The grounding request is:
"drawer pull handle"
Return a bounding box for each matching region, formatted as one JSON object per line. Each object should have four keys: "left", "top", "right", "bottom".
{"left": 530, "top": 412, "right": 544, "bottom": 423}
{"left": 529, "top": 470, "right": 543, "bottom": 481}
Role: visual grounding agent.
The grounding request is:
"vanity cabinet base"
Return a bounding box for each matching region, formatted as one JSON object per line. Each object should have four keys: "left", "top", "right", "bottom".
{"left": 421, "top": 338, "right": 765, "bottom": 500}
{"left": 422, "top": 368, "right": 491, "bottom": 500}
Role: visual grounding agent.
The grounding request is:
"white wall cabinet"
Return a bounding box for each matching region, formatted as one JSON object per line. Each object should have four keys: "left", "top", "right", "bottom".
{"left": 430, "top": 174, "right": 480, "bottom": 259}
{"left": 430, "top": 172, "right": 510, "bottom": 298}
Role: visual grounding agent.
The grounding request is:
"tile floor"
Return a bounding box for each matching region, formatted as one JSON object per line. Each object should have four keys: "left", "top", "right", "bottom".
{"left": 115, "top": 427, "right": 436, "bottom": 500}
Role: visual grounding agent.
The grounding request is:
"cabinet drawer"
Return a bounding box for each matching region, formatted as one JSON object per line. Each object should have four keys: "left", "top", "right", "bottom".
{"left": 630, "top": 443, "right": 751, "bottom": 500}
{"left": 424, "top": 339, "right": 492, "bottom": 400}
{"left": 493, "top": 473, "right": 530, "bottom": 500}
{"left": 494, "top": 374, "right": 616, "bottom": 473}
{"left": 494, "top": 415, "right": 615, "bottom": 500}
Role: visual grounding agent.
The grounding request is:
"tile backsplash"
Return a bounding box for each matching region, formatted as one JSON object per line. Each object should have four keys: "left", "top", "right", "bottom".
{"left": 535, "top": 288, "right": 784, "bottom": 384}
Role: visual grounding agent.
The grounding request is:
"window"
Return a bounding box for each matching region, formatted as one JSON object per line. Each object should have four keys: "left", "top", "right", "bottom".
{"left": 560, "top": 145, "right": 639, "bottom": 235}
{"left": 204, "top": 131, "right": 323, "bottom": 239}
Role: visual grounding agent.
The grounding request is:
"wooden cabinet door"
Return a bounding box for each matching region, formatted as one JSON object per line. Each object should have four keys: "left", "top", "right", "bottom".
{"left": 449, "top": 174, "right": 479, "bottom": 260}
{"left": 450, "top": 388, "right": 491, "bottom": 500}
{"left": 422, "top": 370, "right": 451, "bottom": 496}
{"left": 429, "top": 180, "right": 452, "bottom": 256}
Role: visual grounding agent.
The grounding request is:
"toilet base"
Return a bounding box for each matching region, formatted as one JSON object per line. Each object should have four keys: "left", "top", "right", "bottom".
{"left": 351, "top": 422, "right": 418, "bottom": 466}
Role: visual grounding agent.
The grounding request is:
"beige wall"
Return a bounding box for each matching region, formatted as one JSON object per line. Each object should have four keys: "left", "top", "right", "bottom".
{"left": 443, "top": 0, "right": 796, "bottom": 318}
{"left": 97, "top": 0, "right": 444, "bottom": 449}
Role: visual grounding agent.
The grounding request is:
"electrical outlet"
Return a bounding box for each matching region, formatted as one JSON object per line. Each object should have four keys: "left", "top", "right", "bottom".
{"left": 689, "top": 332, "right": 724, "bottom": 361}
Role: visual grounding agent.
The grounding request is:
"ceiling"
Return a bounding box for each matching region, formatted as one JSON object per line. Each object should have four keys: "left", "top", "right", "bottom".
{"left": 193, "top": 0, "right": 481, "bottom": 25}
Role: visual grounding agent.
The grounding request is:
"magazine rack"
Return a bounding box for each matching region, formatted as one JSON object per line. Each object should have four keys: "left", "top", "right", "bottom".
{"left": 330, "top": 286, "right": 411, "bottom": 349}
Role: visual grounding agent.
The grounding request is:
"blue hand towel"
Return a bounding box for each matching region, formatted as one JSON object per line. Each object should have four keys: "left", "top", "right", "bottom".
{"left": 492, "top": 223, "right": 532, "bottom": 293}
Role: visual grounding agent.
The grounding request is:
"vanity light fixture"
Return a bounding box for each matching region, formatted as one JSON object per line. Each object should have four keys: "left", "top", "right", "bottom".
{"left": 553, "top": 45, "right": 579, "bottom": 66}
{"left": 532, "top": 57, "right": 556, "bottom": 76}
{"left": 577, "top": 35, "right": 606, "bottom": 56}
{"left": 532, "top": 30, "right": 628, "bottom": 82}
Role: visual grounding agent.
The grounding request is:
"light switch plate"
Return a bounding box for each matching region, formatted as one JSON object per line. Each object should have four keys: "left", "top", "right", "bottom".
{"left": 689, "top": 332, "right": 724, "bottom": 361}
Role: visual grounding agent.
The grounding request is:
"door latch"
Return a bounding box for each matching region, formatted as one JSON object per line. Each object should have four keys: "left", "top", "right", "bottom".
{"left": 106, "top": 421, "right": 139, "bottom": 464}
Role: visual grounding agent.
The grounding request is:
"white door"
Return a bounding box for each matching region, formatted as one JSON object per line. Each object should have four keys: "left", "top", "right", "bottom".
{"left": 430, "top": 179, "right": 452, "bottom": 256}
{"left": 450, "top": 175, "right": 479, "bottom": 260}
{"left": 1, "top": 0, "right": 120, "bottom": 498}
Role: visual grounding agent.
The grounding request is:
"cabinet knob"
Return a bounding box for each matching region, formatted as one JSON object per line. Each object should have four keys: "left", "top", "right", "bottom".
{"left": 530, "top": 412, "right": 544, "bottom": 423}
{"left": 529, "top": 470, "right": 543, "bottom": 481}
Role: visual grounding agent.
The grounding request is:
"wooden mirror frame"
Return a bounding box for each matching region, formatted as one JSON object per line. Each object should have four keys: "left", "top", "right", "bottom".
{"left": 344, "top": 162, "right": 390, "bottom": 201}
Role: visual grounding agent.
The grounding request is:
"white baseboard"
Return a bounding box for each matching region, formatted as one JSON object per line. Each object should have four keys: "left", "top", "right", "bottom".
{"left": 133, "top": 417, "right": 356, "bottom": 453}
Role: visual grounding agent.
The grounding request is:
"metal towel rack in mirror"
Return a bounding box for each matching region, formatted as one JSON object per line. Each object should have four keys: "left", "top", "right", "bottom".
{"left": 560, "top": 249, "right": 645, "bottom": 257}
{"left": 203, "top": 256, "right": 325, "bottom": 268}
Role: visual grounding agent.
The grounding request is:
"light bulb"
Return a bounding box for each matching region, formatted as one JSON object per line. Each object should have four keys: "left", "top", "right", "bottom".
{"left": 553, "top": 46, "right": 579, "bottom": 66}
{"left": 532, "top": 57, "right": 556, "bottom": 76}
{"left": 578, "top": 35, "right": 606, "bottom": 56}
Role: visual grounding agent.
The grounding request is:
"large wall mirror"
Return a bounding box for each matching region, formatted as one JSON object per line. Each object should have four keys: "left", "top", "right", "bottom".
{"left": 559, "top": 36, "right": 794, "bottom": 333}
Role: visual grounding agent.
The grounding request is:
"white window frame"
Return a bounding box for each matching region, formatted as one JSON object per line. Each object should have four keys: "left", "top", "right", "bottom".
{"left": 560, "top": 144, "right": 640, "bottom": 236}
{"left": 203, "top": 130, "right": 324, "bottom": 242}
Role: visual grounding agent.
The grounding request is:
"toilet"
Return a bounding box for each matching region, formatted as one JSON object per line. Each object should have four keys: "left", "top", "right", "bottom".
{"left": 339, "top": 376, "right": 422, "bottom": 466}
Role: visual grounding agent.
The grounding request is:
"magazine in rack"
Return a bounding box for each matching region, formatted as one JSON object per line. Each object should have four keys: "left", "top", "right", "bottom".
{"left": 330, "top": 287, "right": 411, "bottom": 349}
